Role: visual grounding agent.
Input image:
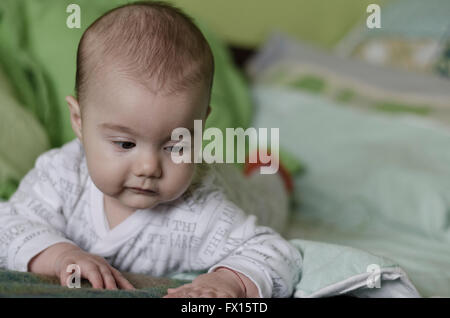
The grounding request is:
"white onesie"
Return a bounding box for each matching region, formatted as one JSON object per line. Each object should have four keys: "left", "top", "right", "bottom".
{"left": 0, "top": 139, "right": 302, "bottom": 297}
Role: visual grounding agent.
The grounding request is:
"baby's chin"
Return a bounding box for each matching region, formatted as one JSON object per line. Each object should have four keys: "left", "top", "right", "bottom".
{"left": 124, "top": 192, "right": 161, "bottom": 209}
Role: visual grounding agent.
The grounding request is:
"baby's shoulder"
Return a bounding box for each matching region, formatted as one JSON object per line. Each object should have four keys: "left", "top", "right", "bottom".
{"left": 34, "top": 138, "right": 87, "bottom": 179}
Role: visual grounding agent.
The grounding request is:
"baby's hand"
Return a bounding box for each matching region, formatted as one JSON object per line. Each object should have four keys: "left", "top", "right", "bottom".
{"left": 29, "top": 242, "right": 135, "bottom": 290}
{"left": 163, "top": 268, "right": 246, "bottom": 298}
{"left": 53, "top": 245, "right": 135, "bottom": 290}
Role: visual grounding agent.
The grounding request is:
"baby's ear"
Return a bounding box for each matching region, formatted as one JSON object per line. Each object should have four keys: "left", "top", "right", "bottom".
{"left": 66, "top": 95, "right": 83, "bottom": 140}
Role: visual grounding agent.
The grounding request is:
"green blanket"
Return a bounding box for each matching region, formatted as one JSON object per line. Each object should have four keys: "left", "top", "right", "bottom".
{"left": 0, "top": 269, "right": 187, "bottom": 298}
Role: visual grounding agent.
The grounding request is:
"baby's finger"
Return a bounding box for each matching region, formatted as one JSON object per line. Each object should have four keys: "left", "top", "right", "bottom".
{"left": 186, "top": 289, "right": 202, "bottom": 298}
{"left": 110, "top": 267, "right": 135, "bottom": 290}
{"left": 198, "top": 291, "right": 217, "bottom": 298}
{"left": 99, "top": 266, "right": 118, "bottom": 290}
{"left": 164, "top": 286, "right": 200, "bottom": 298}
{"left": 84, "top": 265, "right": 105, "bottom": 289}
{"left": 167, "top": 287, "right": 181, "bottom": 293}
{"left": 167, "top": 283, "right": 193, "bottom": 293}
{"left": 163, "top": 291, "right": 189, "bottom": 298}
{"left": 59, "top": 268, "right": 72, "bottom": 287}
{"left": 164, "top": 287, "right": 187, "bottom": 298}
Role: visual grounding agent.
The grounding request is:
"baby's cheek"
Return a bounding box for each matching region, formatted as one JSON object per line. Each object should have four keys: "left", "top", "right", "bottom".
{"left": 87, "top": 151, "right": 126, "bottom": 194}
{"left": 164, "top": 163, "right": 195, "bottom": 200}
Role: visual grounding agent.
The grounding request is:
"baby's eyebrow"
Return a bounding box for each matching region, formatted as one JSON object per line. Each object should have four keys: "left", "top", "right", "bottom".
{"left": 99, "top": 123, "right": 138, "bottom": 135}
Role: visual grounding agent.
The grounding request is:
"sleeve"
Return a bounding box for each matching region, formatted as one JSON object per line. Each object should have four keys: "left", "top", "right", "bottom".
{"left": 0, "top": 148, "right": 76, "bottom": 272}
{"left": 205, "top": 211, "right": 302, "bottom": 298}
{"left": 188, "top": 165, "right": 302, "bottom": 298}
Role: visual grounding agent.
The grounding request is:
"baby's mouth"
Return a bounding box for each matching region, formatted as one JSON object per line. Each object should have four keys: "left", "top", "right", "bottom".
{"left": 128, "top": 187, "right": 158, "bottom": 195}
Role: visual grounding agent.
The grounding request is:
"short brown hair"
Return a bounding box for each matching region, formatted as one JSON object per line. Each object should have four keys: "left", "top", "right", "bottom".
{"left": 75, "top": 1, "right": 214, "bottom": 106}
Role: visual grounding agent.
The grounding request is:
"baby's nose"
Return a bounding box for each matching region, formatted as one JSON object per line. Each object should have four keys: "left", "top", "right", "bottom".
{"left": 134, "top": 153, "right": 162, "bottom": 178}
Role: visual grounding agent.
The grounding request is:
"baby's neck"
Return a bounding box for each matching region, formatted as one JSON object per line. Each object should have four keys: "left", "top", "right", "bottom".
{"left": 103, "top": 195, "right": 136, "bottom": 230}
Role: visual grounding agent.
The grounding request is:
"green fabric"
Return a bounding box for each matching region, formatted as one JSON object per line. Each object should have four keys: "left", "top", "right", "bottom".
{"left": 0, "top": 269, "right": 187, "bottom": 298}
{"left": 170, "top": 0, "right": 390, "bottom": 49}
{"left": 0, "top": 66, "right": 50, "bottom": 200}
{"left": 0, "top": 1, "right": 63, "bottom": 148}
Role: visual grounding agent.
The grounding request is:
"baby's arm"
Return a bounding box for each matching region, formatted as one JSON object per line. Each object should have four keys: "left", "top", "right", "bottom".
{"left": 162, "top": 210, "right": 301, "bottom": 298}
{"left": 207, "top": 224, "right": 302, "bottom": 298}
{"left": 0, "top": 152, "right": 75, "bottom": 272}
{"left": 0, "top": 147, "right": 134, "bottom": 289}
{"left": 163, "top": 217, "right": 301, "bottom": 298}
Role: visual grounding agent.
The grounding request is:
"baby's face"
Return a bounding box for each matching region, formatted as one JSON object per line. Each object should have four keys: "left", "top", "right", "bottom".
{"left": 70, "top": 70, "right": 210, "bottom": 212}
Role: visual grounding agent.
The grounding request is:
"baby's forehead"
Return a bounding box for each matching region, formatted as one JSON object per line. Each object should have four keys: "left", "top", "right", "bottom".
{"left": 89, "top": 75, "right": 208, "bottom": 124}
{"left": 82, "top": 62, "right": 210, "bottom": 126}
{"left": 91, "top": 60, "right": 210, "bottom": 96}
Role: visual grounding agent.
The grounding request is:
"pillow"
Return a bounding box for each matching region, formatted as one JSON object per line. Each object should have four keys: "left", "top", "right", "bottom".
{"left": 290, "top": 239, "right": 419, "bottom": 297}
{"left": 246, "top": 32, "right": 450, "bottom": 125}
{"left": 335, "top": 0, "right": 450, "bottom": 79}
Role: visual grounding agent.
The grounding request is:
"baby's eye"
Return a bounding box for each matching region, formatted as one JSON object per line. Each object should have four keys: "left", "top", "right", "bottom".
{"left": 113, "top": 141, "right": 135, "bottom": 150}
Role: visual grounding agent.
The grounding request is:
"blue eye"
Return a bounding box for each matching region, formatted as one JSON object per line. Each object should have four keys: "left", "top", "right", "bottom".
{"left": 113, "top": 141, "right": 135, "bottom": 150}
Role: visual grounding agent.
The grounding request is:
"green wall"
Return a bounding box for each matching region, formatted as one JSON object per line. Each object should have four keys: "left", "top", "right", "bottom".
{"left": 171, "top": 0, "right": 390, "bottom": 48}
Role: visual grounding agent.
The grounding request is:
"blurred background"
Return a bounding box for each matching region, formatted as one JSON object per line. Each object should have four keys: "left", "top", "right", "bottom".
{"left": 173, "top": 0, "right": 389, "bottom": 49}
{"left": 0, "top": 0, "right": 449, "bottom": 297}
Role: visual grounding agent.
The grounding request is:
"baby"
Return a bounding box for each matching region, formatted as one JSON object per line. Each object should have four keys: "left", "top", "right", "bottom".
{"left": 0, "top": 1, "right": 301, "bottom": 297}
